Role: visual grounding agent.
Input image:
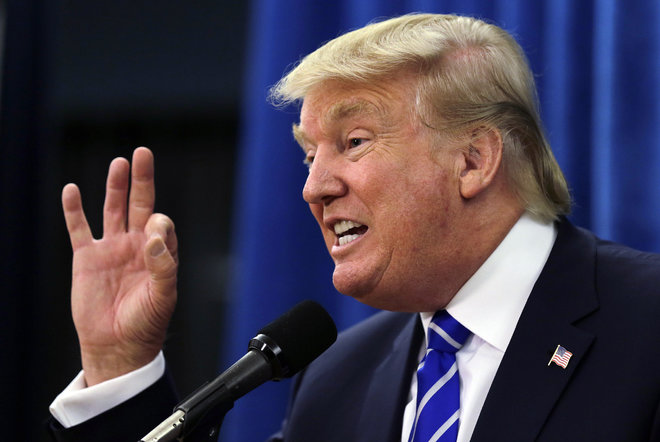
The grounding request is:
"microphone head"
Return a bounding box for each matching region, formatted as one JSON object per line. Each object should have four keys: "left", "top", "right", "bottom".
{"left": 257, "top": 300, "right": 337, "bottom": 377}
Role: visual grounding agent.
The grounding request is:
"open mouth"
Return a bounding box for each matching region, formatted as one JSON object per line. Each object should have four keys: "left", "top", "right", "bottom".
{"left": 334, "top": 220, "right": 368, "bottom": 246}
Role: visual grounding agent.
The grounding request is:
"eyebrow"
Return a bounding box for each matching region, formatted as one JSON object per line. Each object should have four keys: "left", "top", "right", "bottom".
{"left": 325, "top": 99, "right": 380, "bottom": 123}
{"left": 292, "top": 98, "right": 383, "bottom": 149}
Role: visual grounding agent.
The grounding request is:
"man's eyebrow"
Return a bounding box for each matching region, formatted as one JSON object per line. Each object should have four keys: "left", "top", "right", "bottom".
{"left": 292, "top": 99, "right": 384, "bottom": 148}
{"left": 324, "top": 99, "right": 380, "bottom": 124}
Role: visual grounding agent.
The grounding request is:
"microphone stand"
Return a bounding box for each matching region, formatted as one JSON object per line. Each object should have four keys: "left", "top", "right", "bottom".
{"left": 140, "top": 397, "right": 231, "bottom": 441}
{"left": 140, "top": 344, "right": 276, "bottom": 441}
{"left": 140, "top": 299, "right": 337, "bottom": 441}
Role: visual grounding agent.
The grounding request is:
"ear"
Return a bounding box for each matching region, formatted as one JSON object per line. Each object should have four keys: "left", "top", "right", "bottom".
{"left": 458, "top": 128, "right": 503, "bottom": 199}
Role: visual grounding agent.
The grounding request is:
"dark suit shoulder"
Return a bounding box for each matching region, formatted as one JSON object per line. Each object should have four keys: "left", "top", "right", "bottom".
{"left": 299, "top": 310, "right": 417, "bottom": 382}
{"left": 278, "top": 311, "right": 420, "bottom": 442}
{"left": 473, "top": 220, "right": 660, "bottom": 442}
{"left": 596, "top": 236, "right": 660, "bottom": 290}
{"left": 558, "top": 222, "right": 660, "bottom": 311}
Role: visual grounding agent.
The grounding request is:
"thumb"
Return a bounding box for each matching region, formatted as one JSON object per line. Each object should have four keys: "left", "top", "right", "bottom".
{"left": 144, "top": 234, "right": 178, "bottom": 295}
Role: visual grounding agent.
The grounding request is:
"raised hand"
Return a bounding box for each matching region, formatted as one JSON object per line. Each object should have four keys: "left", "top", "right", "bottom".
{"left": 62, "top": 147, "right": 178, "bottom": 386}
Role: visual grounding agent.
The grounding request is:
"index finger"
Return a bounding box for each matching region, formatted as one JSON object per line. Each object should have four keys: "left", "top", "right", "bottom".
{"left": 127, "top": 147, "right": 155, "bottom": 232}
{"left": 62, "top": 183, "right": 94, "bottom": 250}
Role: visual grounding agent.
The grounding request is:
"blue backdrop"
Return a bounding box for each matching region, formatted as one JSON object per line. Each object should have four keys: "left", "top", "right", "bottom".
{"left": 221, "top": 1, "right": 660, "bottom": 441}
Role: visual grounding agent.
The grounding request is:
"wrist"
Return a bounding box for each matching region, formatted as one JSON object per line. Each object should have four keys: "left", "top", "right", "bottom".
{"left": 50, "top": 352, "right": 166, "bottom": 428}
{"left": 80, "top": 345, "right": 161, "bottom": 386}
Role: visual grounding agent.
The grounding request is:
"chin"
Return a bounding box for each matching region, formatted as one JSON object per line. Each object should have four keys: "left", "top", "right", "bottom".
{"left": 333, "top": 275, "right": 410, "bottom": 312}
{"left": 332, "top": 271, "right": 376, "bottom": 299}
{"left": 333, "top": 276, "right": 368, "bottom": 299}
{"left": 332, "top": 257, "right": 385, "bottom": 289}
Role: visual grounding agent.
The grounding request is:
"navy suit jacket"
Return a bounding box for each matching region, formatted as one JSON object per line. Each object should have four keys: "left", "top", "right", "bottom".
{"left": 49, "top": 220, "right": 660, "bottom": 441}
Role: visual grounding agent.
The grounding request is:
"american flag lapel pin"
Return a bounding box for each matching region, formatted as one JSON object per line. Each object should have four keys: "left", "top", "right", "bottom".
{"left": 548, "top": 345, "right": 573, "bottom": 369}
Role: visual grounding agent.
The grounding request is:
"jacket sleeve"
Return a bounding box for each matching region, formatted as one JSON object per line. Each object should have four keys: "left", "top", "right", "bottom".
{"left": 47, "top": 370, "right": 178, "bottom": 442}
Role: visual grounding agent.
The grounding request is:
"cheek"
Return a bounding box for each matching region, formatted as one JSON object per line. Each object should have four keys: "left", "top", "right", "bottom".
{"left": 387, "top": 171, "right": 455, "bottom": 245}
{"left": 309, "top": 203, "right": 323, "bottom": 225}
{"left": 309, "top": 203, "right": 335, "bottom": 247}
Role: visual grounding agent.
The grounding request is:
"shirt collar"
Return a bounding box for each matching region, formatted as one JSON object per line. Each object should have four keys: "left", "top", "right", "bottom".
{"left": 420, "top": 212, "right": 557, "bottom": 352}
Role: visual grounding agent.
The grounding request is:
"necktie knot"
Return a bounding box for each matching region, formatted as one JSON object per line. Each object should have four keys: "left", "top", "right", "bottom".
{"left": 427, "top": 310, "right": 470, "bottom": 354}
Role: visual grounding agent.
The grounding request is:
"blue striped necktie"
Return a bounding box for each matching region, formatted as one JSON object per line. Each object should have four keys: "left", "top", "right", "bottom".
{"left": 409, "top": 311, "right": 471, "bottom": 442}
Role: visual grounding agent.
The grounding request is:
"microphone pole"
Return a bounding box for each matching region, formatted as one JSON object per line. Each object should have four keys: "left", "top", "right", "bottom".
{"left": 140, "top": 300, "right": 337, "bottom": 441}
{"left": 140, "top": 341, "right": 271, "bottom": 442}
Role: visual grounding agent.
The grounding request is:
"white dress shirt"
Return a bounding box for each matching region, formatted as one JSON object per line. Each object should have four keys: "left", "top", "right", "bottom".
{"left": 51, "top": 213, "right": 556, "bottom": 437}
{"left": 400, "top": 213, "right": 557, "bottom": 442}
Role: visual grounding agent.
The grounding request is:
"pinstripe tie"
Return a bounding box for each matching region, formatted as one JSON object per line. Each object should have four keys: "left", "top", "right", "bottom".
{"left": 409, "top": 311, "right": 471, "bottom": 442}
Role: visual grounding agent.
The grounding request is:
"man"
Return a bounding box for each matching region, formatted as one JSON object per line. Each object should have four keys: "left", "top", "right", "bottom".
{"left": 49, "top": 13, "right": 660, "bottom": 441}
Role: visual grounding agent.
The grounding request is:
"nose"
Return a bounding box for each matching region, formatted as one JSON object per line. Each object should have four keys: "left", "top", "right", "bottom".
{"left": 302, "top": 146, "right": 347, "bottom": 205}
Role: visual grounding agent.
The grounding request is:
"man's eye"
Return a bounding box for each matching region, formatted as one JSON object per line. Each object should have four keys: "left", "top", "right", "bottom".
{"left": 349, "top": 138, "right": 365, "bottom": 148}
{"left": 303, "top": 156, "right": 314, "bottom": 169}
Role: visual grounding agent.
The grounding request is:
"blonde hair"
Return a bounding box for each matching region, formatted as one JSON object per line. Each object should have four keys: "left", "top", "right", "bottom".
{"left": 270, "top": 13, "right": 571, "bottom": 221}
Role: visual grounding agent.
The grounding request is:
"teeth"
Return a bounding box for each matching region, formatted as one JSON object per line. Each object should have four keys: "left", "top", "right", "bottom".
{"left": 334, "top": 220, "right": 363, "bottom": 235}
{"left": 333, "top": 220, "right": 365, "bottom": 247}
{"left": 339, "top": 234, "right": 360, "bottom": 246}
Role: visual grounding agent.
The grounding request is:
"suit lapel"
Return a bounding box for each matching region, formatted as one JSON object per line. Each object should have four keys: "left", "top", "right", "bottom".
{"left": 471, "top": 221, "right": 599, "bottom": 441}
{"left": 356, "top": 314, "right": 423, "bottom": 442}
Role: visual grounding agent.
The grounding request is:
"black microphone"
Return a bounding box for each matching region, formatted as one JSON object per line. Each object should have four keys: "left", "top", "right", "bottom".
{"left": 140, "top": 300, "right": 337, "bottom": 441}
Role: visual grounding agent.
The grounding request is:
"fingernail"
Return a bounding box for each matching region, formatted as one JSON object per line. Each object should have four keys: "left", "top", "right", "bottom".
{"left": 150, "top": 239, "right": 165, "bottom": 257}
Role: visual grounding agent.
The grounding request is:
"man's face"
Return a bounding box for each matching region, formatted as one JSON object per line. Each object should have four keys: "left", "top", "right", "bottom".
{"left": 295, "top": 77, "right": 470, "bottom": 312}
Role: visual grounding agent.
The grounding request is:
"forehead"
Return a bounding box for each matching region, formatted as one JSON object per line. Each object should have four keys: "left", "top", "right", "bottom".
{"left": 294, "top": 80, "right": 411, "bottom": 143}
{"left": 304, "top": 83, "right": 393, "bottom": 122}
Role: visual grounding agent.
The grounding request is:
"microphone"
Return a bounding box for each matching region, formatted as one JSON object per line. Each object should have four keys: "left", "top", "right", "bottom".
{"left": 140, "top": 300, "right": 337, "bottom": 441}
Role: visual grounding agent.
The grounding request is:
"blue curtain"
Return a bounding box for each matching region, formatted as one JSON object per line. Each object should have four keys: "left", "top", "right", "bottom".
{"left": 221, "top": 1, "right": 660, "bottom": 441}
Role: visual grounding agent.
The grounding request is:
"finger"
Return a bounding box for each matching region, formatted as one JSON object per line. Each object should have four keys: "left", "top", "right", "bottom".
{"left": 127, "top": 147, "right": 155, "bottom": 232}
{"left": 102, "top": 157, "right": 130, "bottom": 235}
{"left": 62, "top": 183, "right": 94, "bottom": 250}
{"left": 145, "top": 214, "right": 178, "bottom": 265}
